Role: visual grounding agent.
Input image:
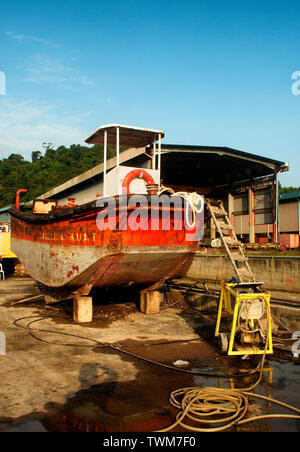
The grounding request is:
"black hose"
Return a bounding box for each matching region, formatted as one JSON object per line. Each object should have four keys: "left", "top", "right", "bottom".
{"left": 13, "top": 314, "right": 262, "bottom": 379}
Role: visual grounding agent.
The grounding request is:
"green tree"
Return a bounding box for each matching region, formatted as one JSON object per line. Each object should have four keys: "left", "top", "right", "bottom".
{"left": 0, "top": 142, "right": 122, "bottom": 208}
{"left": 31, "top": 151, "right": 42, "bottom": 162}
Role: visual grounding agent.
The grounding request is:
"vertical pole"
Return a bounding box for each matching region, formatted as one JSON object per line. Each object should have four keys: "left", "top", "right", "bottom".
{"left": 298, "top": 198, "right": 300, "bottom": 236}
{"left": 240, "top": 215, "right": 243, "bottom": 239}
{"left": 227, "top": 193, "right": 234, "bottom": 220}
{"left": 116, "top": 126, "right": 120, "bottom": 168}
{"left": 248, "top": 187, "right": 255, "bottom": 243}
{"left": 158, "top": 134, "right": 161, "bottom": 171}
{"left": 228, "top": 193, "right": 234, "bottom": 238}
{"left": 272, "top": 171, "right": 280, "bottom": 243}
{"left": 158, "top": 133, "right": 161, "bottom": 190}
{"left": 152, "top": 141, "right": 156, "bottom": 170}
{"left": 103, "top": 130, "right": 107, "bottom": 197}
{"left": 275, "top": 170, "right": 281, "bottom": 243}
{"left": 116, "top": 126, "right": 120, "bottom": 195}
{"left": 272, "top": 173, "right": 276, "bottom": 242}
{"left": 275, "top": 172, "right": 278, "bottom": 243}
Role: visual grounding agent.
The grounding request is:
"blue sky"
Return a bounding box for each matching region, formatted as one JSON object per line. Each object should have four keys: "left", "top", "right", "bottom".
{"left": 0, "top": 0, "right": 299, "bottom": 186}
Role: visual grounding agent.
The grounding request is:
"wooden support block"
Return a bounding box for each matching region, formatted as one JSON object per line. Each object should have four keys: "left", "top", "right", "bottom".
{"left": 73, "top": 295, "right": 93, "bottom": 323}
{"left": 140, "top": 290, "right": 161, "bottom": 315}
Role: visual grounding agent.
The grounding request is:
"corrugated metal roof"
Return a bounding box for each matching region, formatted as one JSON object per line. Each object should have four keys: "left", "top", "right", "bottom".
{"left": 0, "top": 205, "right": 11, "bottom": 214}
{"left": 159, "top": 145, "right": 288, "bottom": 189}
{"left": 161, "top": 144, "right": 288, "bottom": 172}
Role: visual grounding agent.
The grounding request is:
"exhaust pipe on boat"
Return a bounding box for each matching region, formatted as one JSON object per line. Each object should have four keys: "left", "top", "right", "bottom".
{"left": 16, "top": 189, "right": 27, "bottom": 210}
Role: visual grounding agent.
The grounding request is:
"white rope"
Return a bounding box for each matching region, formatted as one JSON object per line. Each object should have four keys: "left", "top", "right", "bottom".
{"left": 158, "top": 186, "right": 204, "bottom": 229}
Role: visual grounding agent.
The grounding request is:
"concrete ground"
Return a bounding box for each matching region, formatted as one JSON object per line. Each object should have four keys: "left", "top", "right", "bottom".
{"left": 0, "top": 276, "right": 299, "bottom": 432}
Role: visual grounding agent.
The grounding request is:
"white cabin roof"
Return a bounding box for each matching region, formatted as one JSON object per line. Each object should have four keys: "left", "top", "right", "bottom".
{"left": 85, "top": 124, "right": 165, "bottom": 148}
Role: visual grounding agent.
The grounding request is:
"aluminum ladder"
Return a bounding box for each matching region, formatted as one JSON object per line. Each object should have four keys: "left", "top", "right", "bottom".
{"left": 206, "top": 199, "right": 255, "bottom": 283}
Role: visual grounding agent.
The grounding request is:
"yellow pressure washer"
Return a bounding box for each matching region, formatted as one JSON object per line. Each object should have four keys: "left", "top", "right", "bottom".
{"left": 215, "top": 281, "right": 273, "bottom": 356}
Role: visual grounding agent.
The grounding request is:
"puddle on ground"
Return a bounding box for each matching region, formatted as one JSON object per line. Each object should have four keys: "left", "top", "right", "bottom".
{"left": 2, "top": 339, "right": 299, "bottom": 433}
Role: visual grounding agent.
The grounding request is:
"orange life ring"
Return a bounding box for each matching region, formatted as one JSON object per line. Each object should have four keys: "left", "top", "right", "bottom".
{"left": 122, "top": 169, "right": 156, "bottom": 194}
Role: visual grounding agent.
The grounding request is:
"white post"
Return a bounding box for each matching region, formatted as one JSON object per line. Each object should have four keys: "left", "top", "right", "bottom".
{"left": 103, "top": 130, "right": 107, "bottom": 196}
{"left": 158, "top": 133, "right": 161, "bottom": 171}
{"left": 158, "top": 134, "right": 162, "bottom": 190}
{"left": 116, "top": 126, "right": 120, "bottom": 168}
{"left": 116, "top": 126, "right": 120, "bottom": 195}
{"left": 152, "top": 141, "right": 156, "bottom": 170}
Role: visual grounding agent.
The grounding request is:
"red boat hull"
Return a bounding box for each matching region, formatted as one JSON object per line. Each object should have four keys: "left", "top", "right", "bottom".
{"left": 10, "top": 196, "right": 200, "bottom": 294}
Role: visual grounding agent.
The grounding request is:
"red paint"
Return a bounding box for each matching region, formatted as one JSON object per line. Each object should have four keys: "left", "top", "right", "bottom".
{"left": 11, "top": 205, "right": 199, "bottom": 248}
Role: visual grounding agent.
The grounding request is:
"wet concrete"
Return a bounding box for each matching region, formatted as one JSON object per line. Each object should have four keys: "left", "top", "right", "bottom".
{"left": 0, "top": 277, "right": 299, "bottom": 432}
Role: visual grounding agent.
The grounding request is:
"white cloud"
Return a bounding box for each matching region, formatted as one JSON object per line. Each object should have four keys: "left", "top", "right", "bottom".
{"left": 5, "top": 31, "right": 60, "bottom": 48}
{"left": 5, "top": 31, "right": 93, "bottom": 89}
{"left": 0, "top": 98, "right": 89, "bottom": 160}
{"left": 22, "top": 55, "right": 93, "bottom": 87}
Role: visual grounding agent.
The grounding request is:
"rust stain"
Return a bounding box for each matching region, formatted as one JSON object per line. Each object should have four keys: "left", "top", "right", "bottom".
{"left": 286, "top": 279, "right": 294, "bottom": 286}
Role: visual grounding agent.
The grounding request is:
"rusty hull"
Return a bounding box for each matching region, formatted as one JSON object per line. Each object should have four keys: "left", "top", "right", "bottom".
{"left": 10, "top": 198, "right": 199, "bottom": 295}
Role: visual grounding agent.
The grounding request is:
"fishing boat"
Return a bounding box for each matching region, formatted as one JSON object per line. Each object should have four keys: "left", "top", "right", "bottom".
{"left": 9, "top": 125, "right": 204, "bottom": 302}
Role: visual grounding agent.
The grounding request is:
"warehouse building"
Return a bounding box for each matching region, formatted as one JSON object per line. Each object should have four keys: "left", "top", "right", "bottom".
{"left": 40, "top": 139, "right": 289, "bottom": 244}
